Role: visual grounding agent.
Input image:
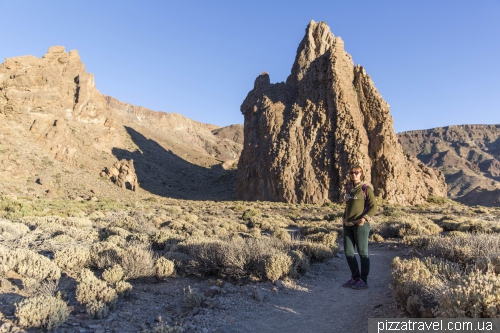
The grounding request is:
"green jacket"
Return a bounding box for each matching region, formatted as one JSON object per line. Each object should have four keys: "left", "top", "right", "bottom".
{"left": 343, "top": 182, "right": 377, "bottom": 224}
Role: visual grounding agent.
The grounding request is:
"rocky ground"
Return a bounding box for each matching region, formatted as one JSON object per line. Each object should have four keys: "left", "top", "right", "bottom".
{"left": 0, "top": 241, "right": 406, "bottom": 333}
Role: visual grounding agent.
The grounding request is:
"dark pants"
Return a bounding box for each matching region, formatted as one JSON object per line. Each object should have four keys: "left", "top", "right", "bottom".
{"left": 343, "top": 222, "right": 370, "bottom": 282}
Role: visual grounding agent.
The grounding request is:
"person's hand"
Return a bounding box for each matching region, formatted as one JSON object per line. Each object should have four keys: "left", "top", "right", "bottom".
{"left": 357, "top": 218, "right": 366, "bottom": 226}
{"left": 342, "top": 218, "right": 346, "bottom": 225}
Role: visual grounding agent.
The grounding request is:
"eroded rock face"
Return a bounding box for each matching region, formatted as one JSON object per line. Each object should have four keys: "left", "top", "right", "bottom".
{"left": 236, "top": 20, "right": 446, "bottom": 204}
{"left": 0, "top": 46, "right": 110, "bottom": 123}
{"left": 398, "top": 124, "right": 500, "bottom": 206}
{"left": 101, "top": 159, "right": 139, "bottom": 191}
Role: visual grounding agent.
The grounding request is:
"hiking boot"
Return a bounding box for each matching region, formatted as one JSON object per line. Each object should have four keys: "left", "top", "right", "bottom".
{"left": 342, "top": 277, "right": 358, "bottom": 288}
{"left": 351, "top": 279, "right": 368, "bottom": 290}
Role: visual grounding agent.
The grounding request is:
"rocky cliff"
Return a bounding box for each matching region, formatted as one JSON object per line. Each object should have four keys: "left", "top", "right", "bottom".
{"left": 398, "top": 125, "right": 500, "bottom": 206}
{"left": 0, "top": 47, "right": 242, "bottom": 201}
{"left": 236, "top": 20, "right": 447, "bottom": 204}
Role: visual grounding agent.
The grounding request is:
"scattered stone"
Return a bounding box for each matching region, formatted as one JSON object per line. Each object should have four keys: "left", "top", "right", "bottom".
{"left": 253, "top": 289, "right": 264, "bottom": 301}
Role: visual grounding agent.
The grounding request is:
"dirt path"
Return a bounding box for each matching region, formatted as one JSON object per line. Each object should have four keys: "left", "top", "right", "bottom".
{"left": 230, "top": 242, "right": 406, "bottom": 333}
{"left": 0, "top": 242, "right": 407, "bottom": 333}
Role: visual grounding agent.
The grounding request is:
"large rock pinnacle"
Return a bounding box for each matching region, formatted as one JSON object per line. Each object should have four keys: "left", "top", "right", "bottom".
{"left": 236, "top": 20, "right": 446, "bottom": 204}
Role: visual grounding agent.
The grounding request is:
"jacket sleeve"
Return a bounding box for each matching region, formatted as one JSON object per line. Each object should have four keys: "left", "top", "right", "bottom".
{"left": 362, "top": 186, "right": 377, "bottom": 220}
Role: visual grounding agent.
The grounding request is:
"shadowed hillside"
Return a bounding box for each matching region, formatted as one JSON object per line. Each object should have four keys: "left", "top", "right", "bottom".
{"left": 398, "top": 124, "right": 500, "bottom": 206}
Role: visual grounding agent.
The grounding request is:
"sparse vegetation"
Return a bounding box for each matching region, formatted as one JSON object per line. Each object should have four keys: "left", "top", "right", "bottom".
{"left": 1, "top": 193, "right": 498, "bottom": 330}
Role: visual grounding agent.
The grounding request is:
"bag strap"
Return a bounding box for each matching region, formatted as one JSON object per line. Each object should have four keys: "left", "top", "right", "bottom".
{"left": 362, "top": 184, "right": 369, "bottom": 215}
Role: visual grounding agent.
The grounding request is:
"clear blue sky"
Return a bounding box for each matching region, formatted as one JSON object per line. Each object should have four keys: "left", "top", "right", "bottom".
{"left": 1, "top": 0, "right": 499, "bottom": 133}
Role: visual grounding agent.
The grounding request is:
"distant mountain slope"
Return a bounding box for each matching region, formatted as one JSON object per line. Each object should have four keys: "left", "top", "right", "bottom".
{"left": 398, "top": 125, "right": 500, "bottom": 206}
{"left": 0, "top": 46, "right": 242, "bottom": 201}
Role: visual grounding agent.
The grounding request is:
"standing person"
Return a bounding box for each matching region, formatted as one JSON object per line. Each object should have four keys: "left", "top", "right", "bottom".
{"left": 341, "top": 165, "right": 377, "bottom": 290}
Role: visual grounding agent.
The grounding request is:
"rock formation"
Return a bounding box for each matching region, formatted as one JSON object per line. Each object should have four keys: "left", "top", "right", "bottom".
{"left": 236, "top": 20, "right": 447, "bottom": 204}
{"left": 398, "top": 124, "right": 500, "bottom": 206}
{"left": 101, "top": 159, "right": 139, "bottom": 191}
{"left": 0, "top": 46, "right": 111, "bottom": 123}
{"left": 0, "top": 46, "right": 242, "bottom": 200}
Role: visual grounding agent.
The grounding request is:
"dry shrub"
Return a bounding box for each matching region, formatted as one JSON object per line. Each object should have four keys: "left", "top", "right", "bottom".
{"left": 156, "top": 257, "right": 175, "bottom": 279}
{"left": 104, "top": 226, "right": 131, "bottom": 239}
{"left": 152, "top": 229, "right": 173, "bottom": 250}
{"left": 184, "top": 286, "right": 205, "bottom": 309}
{"left": 249, "top": 228, "right": 262, "bottom": 239}
{"left": 163, "top": 251, "right": 189, "bottom": 267}
{"left": 180, "top": 213, "right": 198, "bottom": 223}
{"left": 115, "top": 280, "right": 133, "bottom": 297}
{"left": 273, "top": 228, "right": 290, "bottom": 241}
{"left": 436, "top": 271, "right": 500, "bottom": 317}
{"left": 61, "top": 217, "right": 93, "bottom": 228}
{"left": 0, "top": 219, "right": 30, "bottom": 239}
{"left": 305, "top": 231, "right": 338, "bottom": 248}
{"left": 90, "top": 242, "right": 124, "bottom": 270}
{"left": 242, "top": 209, "right": 261, "bottom": 220}
{"left": 141, "top": 324, "right": 182, "bottom": 333}
{"left": 232, "top": 203, "right": 246, "bottom": 212}
{"left": 182, "top": 237, "right": 288, "bottom": 280}
{"left": 98, "top": 211, "right": 157, "bottom": 234}
{"left": 369, "top": 233, "right": 384, "bottom": 243}
{"left": 413, "top": 233, "right": 500, "bottom": 268}
{"left": 102, "top": 265, "right": 124, "bottom": 285}
{"left": 86, "top": 300, "right": 109, "bottom": 319}
{"left": 296, "top": 241, "right": 337, "bottom": 262}
{"left": 15, "top": 295, "right": 69, "bottom": 330}
{"left": 120, "top": 244, "right": 155, "bottom": 279}
{"left": 265, "top": 252, "right": 292, "bottom": 281}
{"left": 106, "top": 234, "right": 127, "bottom": 247}
{"left": 438, "top": 216, "right": 495, "bottom": 233}
{"left": 288, "top": 250, "right": 309, "bottom": 277}
{"left": 391, "top": 257, "right": 444, "bottom": 317}
{"left": 76, "top": 269, "right": 117, "bottom": 307}
{"left": 300, "top": 225, "right": 328, "bottom": 236}
{"left": 0, "top": 248, "right": 61, "bottom": 284}
{"left": 127, "top": 232, "right": 151, "bottom": 245}
{"left": 373, "top": 215, "right": 442, "bottom": 239}
{"left": 54, "top": 246, "right": 90, "bottom": 272}
{"left": 50, "top": 234, "right": 76, "bottom": 245}
{"left": 164, "top": 205, "right": 183, "bottom": 217}
{"left": 65, "top": 227, "right": 99, "bottom": 242}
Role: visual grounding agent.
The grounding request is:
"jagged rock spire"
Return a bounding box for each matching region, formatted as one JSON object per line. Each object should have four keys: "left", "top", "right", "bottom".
{"left": 237, "top": 21, "right": 446, "bottom": 204}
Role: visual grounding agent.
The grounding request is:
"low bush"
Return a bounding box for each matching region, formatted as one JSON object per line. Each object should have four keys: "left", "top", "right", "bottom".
{"left": 265, "top": 252, "right": 292, "bottom": 281}
{"left": 120, "top": 244, "right": 155, "bottom": 279}
{"left": 182, "top": 237, "right": 288, "bottom": 280}
{"left": 374, "top": 216, "right": 442, "bottom": 239}
{"left": 184, "top": 286, "right": 205, "bottom": 309}
{"left": 15, "top": 295, "right": 69, "bottom": 330}
{"left": 76, "top": 269, "right": 117, "bottom": 307}
{"left": 86, "top": 300, "right": 109, "bottom": 319}
{"left": 390, "top": 257, "right": 444, "bottom": 317}
{"left": 242, "top": 209, "right": 261, "bottom": 220}
{"left": 156, "top": 257, "right": 175, "bottom": 279}
{"left": 0, "top": 248, "right": 61, "bottom": 285}
{"left": 435, "top": 270, "right": 500, "bottom": 317}
{"left": 295, "top": 241, "right": 337, "bottom": 262}
{"left": 102, "top": 265, "right": 125, "bottom": 285}
{"left": 54, "top": 246, "right": 91, "bottom": 272}
{"left": 288, "top": 250, "right": 309, "bottom": 277}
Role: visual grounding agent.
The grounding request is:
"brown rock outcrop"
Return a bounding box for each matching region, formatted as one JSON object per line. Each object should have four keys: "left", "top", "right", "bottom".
{"left": 0, "top": 46, "right": 110, "bottom": 123}
{"left": 101, "top": 159, "right": 139, "bottom": 191}
{"left": 236, "top": 20, "right": 447, "bottom": 204}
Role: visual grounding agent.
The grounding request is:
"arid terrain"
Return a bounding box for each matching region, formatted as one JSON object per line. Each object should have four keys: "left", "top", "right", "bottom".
{"left": 1, "top": 21, "right": 500, "bottom": 333}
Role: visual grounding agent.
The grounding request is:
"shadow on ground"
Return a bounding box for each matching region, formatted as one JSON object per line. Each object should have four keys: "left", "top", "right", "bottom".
{"left": 112, "top": 126, "right": 236, "bottom": 201}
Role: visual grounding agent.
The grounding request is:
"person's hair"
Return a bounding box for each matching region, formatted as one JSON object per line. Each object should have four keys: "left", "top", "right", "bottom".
{"left": 348, "top": 165, "right": 364, "bottom": 182}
